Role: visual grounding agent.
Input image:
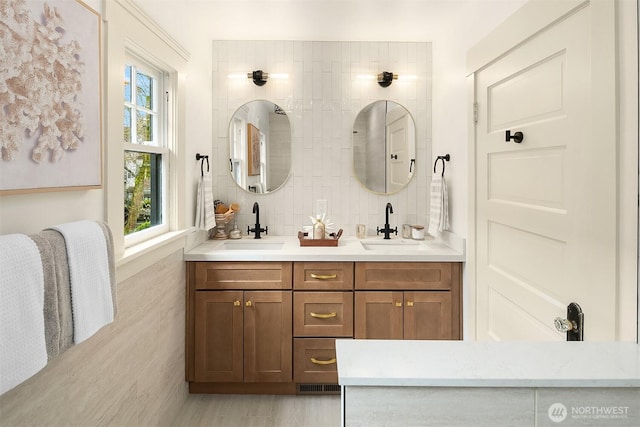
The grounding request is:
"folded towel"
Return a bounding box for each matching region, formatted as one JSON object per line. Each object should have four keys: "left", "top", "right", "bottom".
{"left": 49, "top": 221, "right": 114, "bottom": 343}
{"left": 195, "top": 172, "right": 216, "bottom": 231}
{"left": 28, "top": 233, "right": 61, "bottom": 361}
{"left": 428, "top": 174, "right": 450, "bottom": 235}
{"left": 40, "top": 229, "right": 74, "bottom": 354}
{"left": 0, "top": 234, "right": 48, "bottom": 395}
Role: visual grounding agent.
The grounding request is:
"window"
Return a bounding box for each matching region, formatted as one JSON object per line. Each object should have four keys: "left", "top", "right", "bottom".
{"left": 123, "top": 56, "right": 169, "bottom": 244}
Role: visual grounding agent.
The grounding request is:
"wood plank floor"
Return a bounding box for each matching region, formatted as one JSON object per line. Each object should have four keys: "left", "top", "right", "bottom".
{"left": 172, "top": 394, "right": 341, "bottom": 427}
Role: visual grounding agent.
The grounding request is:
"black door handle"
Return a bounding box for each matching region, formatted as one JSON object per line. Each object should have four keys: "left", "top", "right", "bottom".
{"left": 505, "top": 130, "right": 524, "bottom": 143}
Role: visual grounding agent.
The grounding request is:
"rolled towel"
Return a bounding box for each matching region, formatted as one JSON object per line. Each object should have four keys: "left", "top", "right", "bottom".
{"left": 0, "top": 234, "right": 48, "bottom": 395}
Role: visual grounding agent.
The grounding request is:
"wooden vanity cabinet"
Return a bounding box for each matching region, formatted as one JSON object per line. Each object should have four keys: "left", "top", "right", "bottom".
{"left": 187, "top": 262, "right": 294, "bottom": 392}
{"left": 354, "top": 262, "right": 461, "bottom": 340}
{"left": 187, "top": 260, "right": 461, "bottom": 394}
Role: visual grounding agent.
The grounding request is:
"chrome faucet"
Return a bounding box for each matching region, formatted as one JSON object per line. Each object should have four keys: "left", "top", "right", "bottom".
{"left": 377, "top": 202, "right": 397, "bottom": 240}
{"left": 247, "top": 202, "right": 268, "bottom": 239}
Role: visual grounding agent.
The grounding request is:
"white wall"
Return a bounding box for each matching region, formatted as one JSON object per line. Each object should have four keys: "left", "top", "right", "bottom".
{"left": 211, "top": 40, "right": 431, "bottom": 236}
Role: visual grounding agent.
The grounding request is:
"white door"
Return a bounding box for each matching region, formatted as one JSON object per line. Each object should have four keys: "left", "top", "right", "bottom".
{"left": 474, "top": 3, "right": 617, "bottom": 341}
{"left": 386, "top": 108, "right": 410, "bottom": 193}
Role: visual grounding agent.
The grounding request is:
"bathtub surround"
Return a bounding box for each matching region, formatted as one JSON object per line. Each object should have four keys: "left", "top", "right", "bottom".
{"left": 211, "top": 40, "right": 432, "bottom": 238}
{"left": 0, "top": 250, "right": 188, "bottom": 425}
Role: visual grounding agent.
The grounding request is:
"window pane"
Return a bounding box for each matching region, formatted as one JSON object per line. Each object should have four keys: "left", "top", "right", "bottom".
{"left": 136, "top": 110, "right": 153, "bottom": 144}
{"left": 124, "top": 107, "right": 131, "bottom": 143}
{"left": 124, "top": 151, "right": 162, "bottom": 235}
{"left": 124, "top": 65, "right": 132, "bottom": 103}
{"left": 136, "top": 71, "right": 153, "bottom": 109}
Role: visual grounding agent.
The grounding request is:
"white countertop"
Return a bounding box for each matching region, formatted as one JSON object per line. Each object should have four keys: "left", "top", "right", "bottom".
{"left": 336, "top": 340, "right": 640, "bottom": 388}
{"left": 183, "top": 233, "right": 465, "bottom": 262}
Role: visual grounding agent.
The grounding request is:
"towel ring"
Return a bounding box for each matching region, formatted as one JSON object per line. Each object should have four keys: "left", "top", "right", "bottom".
{"left": 433, "top": 154, "right": 450, "bottom": 177}
{"left": 196, "top": 153, "right": 209, "bottom": 177}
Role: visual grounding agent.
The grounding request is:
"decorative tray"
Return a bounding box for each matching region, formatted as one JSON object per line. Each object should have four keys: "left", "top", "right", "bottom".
{"left": 297, "top": 229, "right": 343, "bottom": 247}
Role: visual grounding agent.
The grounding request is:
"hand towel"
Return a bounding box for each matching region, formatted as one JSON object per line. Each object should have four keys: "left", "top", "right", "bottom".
{"left": 28, "top": 232, "right": 61, "bottom": 361}
{"left": 50, "top": 221, "right": 114, "bottom": 343}
{"left": 0, "top": 234, "right": 48, "bottom": 395}
{"left": 195, "top": 172, "right": 216, "bottom": 231}
{"left": 428, "top": 174, "right": 450, "bottom": 235}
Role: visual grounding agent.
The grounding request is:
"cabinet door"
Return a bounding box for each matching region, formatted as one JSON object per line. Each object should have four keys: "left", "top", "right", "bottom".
{"left": 194, "top": 291, "right": 243, "bottom": 382}
{"left": 403, "top": 291, "right": 453, "bottom": 340}
{"left": 354, "top": 292, "right": 403, "bottom": 339}
{"left": 244, "top": 291, "right": 293, "bottom": 382}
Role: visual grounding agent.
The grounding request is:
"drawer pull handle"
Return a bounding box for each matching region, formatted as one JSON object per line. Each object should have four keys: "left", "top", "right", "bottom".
{"left": 310, "top": 312, "right": 337, "bottom": 319}
{"left": 395, "top": 302, "right": 402, "bottom": 307}
{"left": 310, "top": 357, "right": 337, "bottom": 365}
{"left": 406, "top": 301, "right": 414, "bottom": 307}
{"left": 233, "top": 300, "right": 241, "bottom": 307}
{"left": 245, "top": 301, "right": 252, "bottom": 307}
{"left": 310, "top": 273, "right": 337, "bottom": 280}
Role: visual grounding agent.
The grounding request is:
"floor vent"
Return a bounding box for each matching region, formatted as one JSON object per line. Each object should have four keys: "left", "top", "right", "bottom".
{"left": 297, "top": 384, "right": 341, "bottom": 394}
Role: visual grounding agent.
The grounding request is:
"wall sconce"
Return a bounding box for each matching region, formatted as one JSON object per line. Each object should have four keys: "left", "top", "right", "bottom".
{"left": 249, "top": 70, "right": 268, "bottom": 86}
{"left": 377, "top": 71, "right": 398, "bottom": 87}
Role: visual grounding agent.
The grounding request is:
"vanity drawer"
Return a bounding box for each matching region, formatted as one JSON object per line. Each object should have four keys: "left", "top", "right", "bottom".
{"left": 293, "top": 262, "right": 354, "bottom": 290}
{"left": 355, "top": 262, "right": 458, "bottom": 291}
{"left": 194, "top": 261, "right": 293, "bottom": 290}
{"left": 294, "top": 292, "right": 353, "bottom": 337}
{"left": 293, "top": 338, "right": 338, "bottom": 384}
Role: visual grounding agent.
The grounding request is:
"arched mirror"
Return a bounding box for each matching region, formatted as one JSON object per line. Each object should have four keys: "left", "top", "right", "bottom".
{"left": 352, "top": 101, "right": 416, "bottom": 194}
{"left": 228, "top": 100, "right": 291, "bottom": 193}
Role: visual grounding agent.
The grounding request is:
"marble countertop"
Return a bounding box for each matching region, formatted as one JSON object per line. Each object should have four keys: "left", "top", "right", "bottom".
{"left": 183, "top": 232, "right": 465, "bottom": 262}
{"left": 336, "top": 340, "right": 640, "bottom": 388}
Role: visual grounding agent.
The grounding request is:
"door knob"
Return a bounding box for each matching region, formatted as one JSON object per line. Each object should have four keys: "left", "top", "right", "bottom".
{"left": 554, "top": 317, "right": 575, "bottom": 333}
{"left": 554, "top": 302, "right": 584, "bottom": 341}
{"left": 245, "top": 300, "right": 252, "bottom": 307}
{"left": 505, "top": 130, "right": 524, "bottom": 143}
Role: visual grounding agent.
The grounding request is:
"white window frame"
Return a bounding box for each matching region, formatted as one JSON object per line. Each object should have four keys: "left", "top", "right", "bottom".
{"left": 123, "top": 54, "right": 170, "bottom": 247}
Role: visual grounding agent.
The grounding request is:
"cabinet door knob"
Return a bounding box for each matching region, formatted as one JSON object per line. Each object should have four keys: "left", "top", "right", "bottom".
{"left": 310, "top": 273, "right": 337, "bottom": 280}
{"left": 310, "top": 357, "right": 337, "bottom": 365}
{"left": 406, "top": 301, "right": 414, "bottom": 307}
{"left": 233, "top": 300, "right": 240, "bottom": 307}
{"left": 310, "top": 311, "right": 337, "bottom": 319}
{"left": 245, "top": 300, "right": 252, "bottom": 307}
{"left": 395, "top": 302, "right": 402, "bottom": 307}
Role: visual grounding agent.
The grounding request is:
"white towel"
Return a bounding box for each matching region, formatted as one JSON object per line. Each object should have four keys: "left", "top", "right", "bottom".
{"left": 428, "top": 174, "right": 450, "bottom": 235}
{"left": 50, "top": 221, "right": 114, "bottom": 343}
{"left": 0, "top": 234, "right": 48, "bottom": 395}
{"left": 195, "top": 172, "right": 216, "bottom": 231}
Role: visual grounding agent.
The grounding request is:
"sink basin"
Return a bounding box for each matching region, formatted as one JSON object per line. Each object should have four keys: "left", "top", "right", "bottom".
{"left": 360, "top": 239, "right": 428, "bottom": 251}
{"left": 222, "top": 241, "right": 284, "bottom": 251}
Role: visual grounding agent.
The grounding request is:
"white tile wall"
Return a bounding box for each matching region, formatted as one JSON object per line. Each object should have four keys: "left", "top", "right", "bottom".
{"left": 211, "top": 41, "right": 432, "bottom": 238}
